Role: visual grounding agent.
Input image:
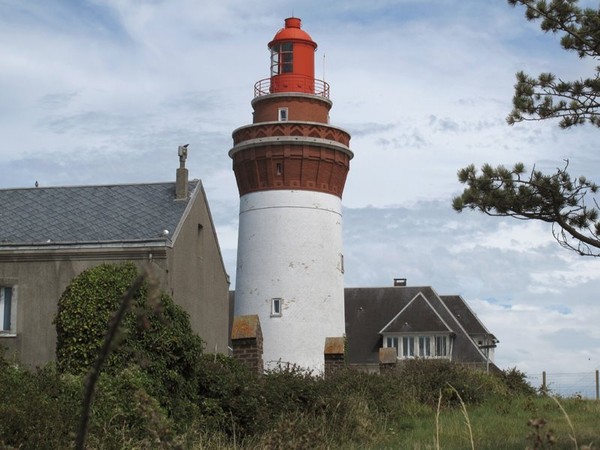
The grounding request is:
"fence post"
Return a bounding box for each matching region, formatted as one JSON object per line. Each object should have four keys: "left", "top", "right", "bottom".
{"left": 542, "top": 371, "right": 547, "bottom": 395}
{"left": 596, "top": 370, "right": 599, "bottom": 401}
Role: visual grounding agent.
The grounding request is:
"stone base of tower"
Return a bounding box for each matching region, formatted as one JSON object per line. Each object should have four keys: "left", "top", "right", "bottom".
{"left": 234, "top": 189, "right": 346, "bottom": 373}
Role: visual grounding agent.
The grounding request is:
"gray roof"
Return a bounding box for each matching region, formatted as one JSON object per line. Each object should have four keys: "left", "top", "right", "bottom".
{"left": 345, "top": 286, "right": 491, "bottom": 365}
{"left": 379, "top": 293, "right": 452, "bottom": 334}
{"left": 441, "top": 295, "right": 497, "bottom": 340}
{"left": 0, "top": 181, "right": 199, "bottom": 246}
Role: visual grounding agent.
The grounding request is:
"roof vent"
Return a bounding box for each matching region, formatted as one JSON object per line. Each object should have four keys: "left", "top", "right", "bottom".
{"left": 393, "top": 278, "right": 406, "bottom": 287}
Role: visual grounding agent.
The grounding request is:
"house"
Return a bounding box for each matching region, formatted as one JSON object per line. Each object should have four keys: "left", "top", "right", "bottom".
{"left": 345, "top": 283, "right": 498, "bottom": 372}
{"left": 229, "top": 282, "right": 498, "bottom": 373}
{"left": 0, "top": 157, "right": 230, "bottom": 368}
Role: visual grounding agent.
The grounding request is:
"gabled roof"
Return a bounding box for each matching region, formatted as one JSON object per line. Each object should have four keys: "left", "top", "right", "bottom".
{"left": 379, "top": 292, "right": 453, "bottom": 334}
{"left": 0, "top": 181, "right": 199, "bottom": 246}
{"left": 345, "top": 286, "right": 492, "bottom": 365}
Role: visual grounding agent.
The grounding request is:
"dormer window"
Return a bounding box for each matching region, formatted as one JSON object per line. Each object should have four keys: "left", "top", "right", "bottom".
{"left": 278, "top": 107, "right": 288, "bottom": 122}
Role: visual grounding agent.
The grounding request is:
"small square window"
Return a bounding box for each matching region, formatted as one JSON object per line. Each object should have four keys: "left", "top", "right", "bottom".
{"left": 278, "top": 107, "right": 288, "bottom": 122}
{"left": 271, "top": 298, "right": 282, "bottom": 317}
{"left": 0, "top": 286, "right": 16, "bottom": 335}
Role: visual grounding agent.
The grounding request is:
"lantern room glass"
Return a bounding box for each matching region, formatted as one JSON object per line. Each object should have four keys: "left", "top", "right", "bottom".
{"left": 270, "top": 43, "right": 294, "bottom": 76}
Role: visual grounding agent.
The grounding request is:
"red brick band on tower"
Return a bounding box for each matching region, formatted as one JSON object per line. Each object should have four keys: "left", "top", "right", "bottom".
{"left": 229, "top": 17, "right": 353, "bottom": 198}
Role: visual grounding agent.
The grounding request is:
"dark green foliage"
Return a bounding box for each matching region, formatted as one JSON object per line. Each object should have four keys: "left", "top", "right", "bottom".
{"left": 86, "top": 367, "right": 177, "bottom": 449}
{"left": 54, "top": 262, "right": 204, "bottom": 421}
{"left": 393, "top": 359, "right": 509, "bottom": 406}
{"left": 0, "top": 362, "right": 79, "bottom": 449}
{"left": 196, "top": 353, "right": 266, "bottom": 436}
{"left": 0, "top": 343, "right": 545, "bottom": 449}
{"left": 0, "top": 356, "right": 178, "bottom": 450}
{"left": 498, "top": 366, "right": 537, "bottom": 396}
{"left": 453, "top": 161, "right": 600, "bottom": 256}
{"left": 506, "top": 0, "right": 600, "bottom": 128}
{"left": 455, "top": 1, "right": 600, "bottom": 256}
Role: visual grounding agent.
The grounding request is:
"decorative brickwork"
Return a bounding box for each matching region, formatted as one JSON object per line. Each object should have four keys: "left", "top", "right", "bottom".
{"left": 324, "top": 337, "right": 345, "bottom": 378}
{"left": 233, "top": 122, "right": 350, "bottom": 147}
{"left": 231, "top": 143, "right": 351, "bottom": 197}
{"left": 378, "top": 347, "right": 398, "bottom": 374}
{"left": 231, "top": 315, "right": 264, "bottom": 374}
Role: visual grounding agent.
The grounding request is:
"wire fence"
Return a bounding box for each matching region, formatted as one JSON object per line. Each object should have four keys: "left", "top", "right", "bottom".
{"left": 526, "top": 370, "right": 600, "bottom": 399}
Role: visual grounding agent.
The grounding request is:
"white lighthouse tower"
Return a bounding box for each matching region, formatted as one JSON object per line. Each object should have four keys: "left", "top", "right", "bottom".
{"left": 230, "top": 17, "right": 353, "bottom": 372}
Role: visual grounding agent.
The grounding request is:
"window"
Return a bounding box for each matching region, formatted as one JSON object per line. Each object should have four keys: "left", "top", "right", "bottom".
{"left": 278, "top": 107, "right": 288, "bottom": 122}
{"left": 271, "top": 298, "right": 282, "bottom": 317}
{"left": 0, "top": 286, "right": 15, "bottom": 334}
{"left": 435, "top": 336, "right": 448, "bottom": 357}
{"left": 276, "top": 163, "right": 282, "bottom": 175}
{"left": 384, "top": 334, "right": 450, "bottom": 359}
{"left": 419, "top": 336, "right": 431, "bottom": 357}
{"left": 402, "top": 336, "right": 414, "bottom": 357}
{"left": 386, "top": 336, "right": 398, "bottom": 351}
{"left": 270, "top": 42, "right": 294, "bottom": 75}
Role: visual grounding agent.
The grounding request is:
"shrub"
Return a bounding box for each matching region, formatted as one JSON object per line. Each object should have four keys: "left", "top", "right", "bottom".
{"left": 394, "top": 359, "right": 508, "bottom": 406}
{"left": 196, "top": 354, "right": 266, "bottom": 437}
{"left": 0, "top": 362, "right": 79, "bottom": 450}
{"left": 497, "top": 366, "right": 537, "bottom": 396}
{"left": 54, "top": 262, "right": 204, "bottom": 423}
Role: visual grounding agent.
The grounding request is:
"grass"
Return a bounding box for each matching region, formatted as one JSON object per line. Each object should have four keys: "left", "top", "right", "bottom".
{"left": 380, "top": 396, "right": 600, "bottom": 450}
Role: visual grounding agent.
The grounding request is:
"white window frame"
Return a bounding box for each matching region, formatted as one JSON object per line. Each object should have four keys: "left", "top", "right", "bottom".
{"left": 271, "top": 298, "right": 282, "bottom": 317}
{"left": 0, "top": 285, "right": 17, "bottom": 336}
{"left": 278, "top": 107, "right": 288, "bottom": 122}
{"left": 384, "top": 333, "right": 451, "bottom": 359}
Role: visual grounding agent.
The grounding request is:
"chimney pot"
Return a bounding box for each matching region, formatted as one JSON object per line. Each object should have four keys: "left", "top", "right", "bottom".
{"left": 393, "top": 278, "right": 407, "bottom": 287}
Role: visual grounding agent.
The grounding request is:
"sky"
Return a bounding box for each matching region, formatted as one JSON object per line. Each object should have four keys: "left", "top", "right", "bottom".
{"left": 1, "top": 0, "right": 599, "bottom": 384}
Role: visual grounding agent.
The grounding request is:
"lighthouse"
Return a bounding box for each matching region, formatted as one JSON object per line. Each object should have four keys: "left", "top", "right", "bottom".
{"left": 230, "top": 17, "right": 353, "bottom": 371}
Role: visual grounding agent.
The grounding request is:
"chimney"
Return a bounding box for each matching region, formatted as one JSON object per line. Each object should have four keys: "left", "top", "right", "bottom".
{"left": 176, "top": 144, "right": 189, "bottom": 199}
{"left": 393, "top": 278, "right": 406, "bottom": 287}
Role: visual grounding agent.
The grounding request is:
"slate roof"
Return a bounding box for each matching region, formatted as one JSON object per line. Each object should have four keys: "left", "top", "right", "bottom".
{"left": 344, "top": 286, "right": 491, "bottom": 365}
{"left": 0, "top": 181, "right": 199, "bottom": 246}
{"left": 379, "top": 293, "right": 453, "bottom": 334}
{"left": 441, "top": 295, "right": 497, "bottom": 340}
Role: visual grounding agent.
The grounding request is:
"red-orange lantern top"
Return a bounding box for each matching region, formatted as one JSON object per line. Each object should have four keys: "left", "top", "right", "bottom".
{"left": 267, "top": 17, "right": 318, "bottom": 95}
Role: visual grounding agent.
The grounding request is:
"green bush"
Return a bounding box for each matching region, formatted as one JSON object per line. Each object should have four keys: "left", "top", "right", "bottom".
{"left": 86, "top": 367, "right": 177, "bottom": 449}
{"left": 497, "top": 366, "right": 537, "bottom": 396}
{"left": 196, "top": 354, "right": 266, "bottom": 437}
{"left": 54, "top": 262, "right": 204, "bottom": 424}
{"left": 394, "top": 359, "right": 509, "bottom": 406}
{"left": 0, "top": 362, "right": 79, "bottom": 450}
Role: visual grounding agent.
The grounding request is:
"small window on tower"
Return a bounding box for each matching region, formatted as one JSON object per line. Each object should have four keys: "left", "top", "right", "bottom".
{"left": 278, "top": 107, "right": 288, "bottom": 122}
{"left": 271, "top": 298, "right": 282, "bottom": 317}
{"left": 276, "top": 163, "right": 282, "bottom": 175}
